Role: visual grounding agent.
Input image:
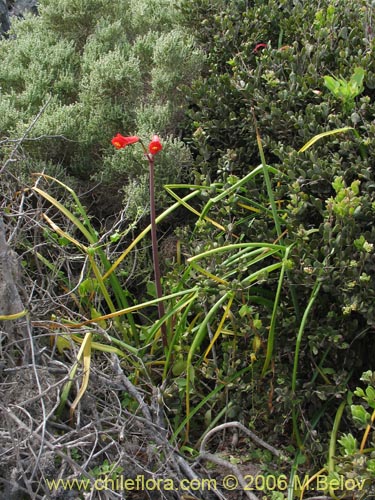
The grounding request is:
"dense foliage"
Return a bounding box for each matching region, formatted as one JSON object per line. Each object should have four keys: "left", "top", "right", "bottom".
{"left": 2, "top": 0, "right": 375, "bottom": 498}
{"left": 0, "top": 0, "right": 203, "bottom": 214}
{"left": 179, "top": 0, "right": 375, "bottom": 418}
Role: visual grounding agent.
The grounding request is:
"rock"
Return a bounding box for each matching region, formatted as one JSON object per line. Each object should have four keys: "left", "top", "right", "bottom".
{"left": 7, "top": 0, "right": 38, "bottom": 17}
{"left": 0, "top": 0, "right": 38, "bottom": 37}
{"left": 0, "top": 0, "right": 10, "bottom": 36}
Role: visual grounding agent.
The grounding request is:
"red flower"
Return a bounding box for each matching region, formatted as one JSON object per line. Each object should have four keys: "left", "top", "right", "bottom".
{"left": 148, "top": 135, "right": 163, "bottom": 155}
{"left": 253, "top": 43, "right": 268, "bottom": 53}
{"left": 111, "top": 134, "right": 139, "bottom": 149}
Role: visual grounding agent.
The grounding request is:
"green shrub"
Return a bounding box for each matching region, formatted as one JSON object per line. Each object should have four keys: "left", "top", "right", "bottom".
{"left": 0, "top": 0, "right": 204, "bottom": 213}
{"left": 179, "top": 0, "right": 375, "bottom": 456}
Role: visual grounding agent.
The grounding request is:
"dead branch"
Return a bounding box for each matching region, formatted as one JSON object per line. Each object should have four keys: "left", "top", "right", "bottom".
{"left": 199, "top": 421, "right": 289, "bottom": 461}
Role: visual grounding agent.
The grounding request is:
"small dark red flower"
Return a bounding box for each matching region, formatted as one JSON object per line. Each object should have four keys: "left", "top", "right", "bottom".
{"left": 111, "top": 134, "right": 140, "bottom": 149}
{"left": 253, "top": 43, "right": 268, "bottom": 54}
{"left": 148, "top": 135, "right": 163, "bottom": 155}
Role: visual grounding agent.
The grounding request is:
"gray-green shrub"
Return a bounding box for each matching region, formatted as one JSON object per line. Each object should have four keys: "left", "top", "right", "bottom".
{"left": 0, "top": 0, "right": 203, "bottom": 213}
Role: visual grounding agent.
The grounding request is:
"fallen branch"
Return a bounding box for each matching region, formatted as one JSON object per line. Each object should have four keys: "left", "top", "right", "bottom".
{"left": 199, "top": 421, "right": 289, "bottom": 461}
{"left": 194, "top": 421, "right": 290, "bottom": 500}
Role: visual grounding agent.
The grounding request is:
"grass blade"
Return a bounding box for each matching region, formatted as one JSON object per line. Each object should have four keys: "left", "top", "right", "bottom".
{"left": 298, "top": 127, "right": 354, "bottom": 153}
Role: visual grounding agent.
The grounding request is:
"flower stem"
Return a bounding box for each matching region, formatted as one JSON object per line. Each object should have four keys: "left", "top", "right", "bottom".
{"left": 148, "top": 154, "right": 167, "bottom": 348}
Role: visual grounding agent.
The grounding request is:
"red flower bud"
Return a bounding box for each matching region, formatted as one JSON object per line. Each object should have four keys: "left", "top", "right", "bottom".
{"left": 148, "top": 135, "right": 163, "bottom": 155}
{"left": 111, "top": 134, "right": 140, "bottom": 149}
{"left": 253, "top": 43, "right": 268, "bottom": 53}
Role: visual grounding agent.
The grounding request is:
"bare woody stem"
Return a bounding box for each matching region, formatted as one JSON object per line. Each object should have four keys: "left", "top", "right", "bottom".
{"left": 147, "top": 153, "right": 167, "bottom": 348}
